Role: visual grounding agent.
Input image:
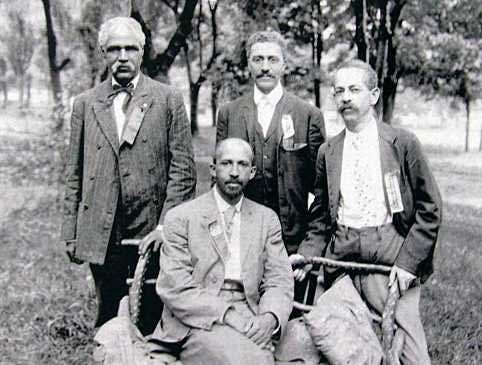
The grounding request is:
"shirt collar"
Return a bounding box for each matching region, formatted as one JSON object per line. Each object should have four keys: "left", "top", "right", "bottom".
{"left": 253, "top": 82, "right": 283, "bottom": 106}
{"left": 345, "top": 115, "right": 378, "bottom": 143}
{"left": 112, "top": 73, "right": 140, "bottom": 90}
{"left": 213, "top": 186, "right": 243, "bottom": 214}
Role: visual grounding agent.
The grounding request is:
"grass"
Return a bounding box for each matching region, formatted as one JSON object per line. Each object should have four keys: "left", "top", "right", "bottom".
{"left": 0, "top": 121, "right": 480, "bottom": 364}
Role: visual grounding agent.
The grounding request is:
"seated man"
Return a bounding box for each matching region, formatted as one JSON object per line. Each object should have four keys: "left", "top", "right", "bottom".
{"left": 152, "top": 138, "right": 294, "bottom": 365}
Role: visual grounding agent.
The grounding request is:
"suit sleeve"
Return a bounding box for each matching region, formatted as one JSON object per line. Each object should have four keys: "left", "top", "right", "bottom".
{"left": 156, "top": 210, "right": 232, "bottom": 330}
{"left": 61, "top": 97, "right": 84, "bottom": 242}
{"left": 215, "top": 104, "right": 229, "bottom": 146}
{"left": 258, "top": 210, "right": 294, "bottom": 336}
{"left": 298, "top": 145, "right": 332, "bottom": 258}
{"left": 159, "top": 90, "right": 197, "bottom": 223}
{"left": 395, "top": 134, "right": 442, "bottom": 276}
{"left": 307, "top": 106, "right": 326, "bottom": 192}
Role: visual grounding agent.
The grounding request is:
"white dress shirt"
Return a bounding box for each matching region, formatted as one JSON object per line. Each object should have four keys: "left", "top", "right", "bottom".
{"left": 337, "top": 118, "right": 391, "bottom": 228}
{"left": 112, "top": 74, "right": 140, "bottom": 142}
{"left": 213, "top": 187, "right": 243, "bottom": 282}
{"left": 253, "top": 82, "right": 283, "bottom": 137}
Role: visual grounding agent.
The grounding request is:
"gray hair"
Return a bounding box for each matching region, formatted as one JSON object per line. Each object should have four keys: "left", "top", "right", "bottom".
{"left": 98, "top": 17, "right": 145, "bottom": 50}
{"left": 246, "top": 30, "right": 287, "bottom": 60}
{"left": 333, "top": 59, "right": 378, "bottom": 90}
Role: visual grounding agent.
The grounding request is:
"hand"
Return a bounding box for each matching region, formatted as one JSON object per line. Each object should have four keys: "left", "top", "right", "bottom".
{"left": 138, "top": 228, "right": 164, "bottom": 256}
{"left": 289, "top": 254, "right": 312, "bottom": 282}
{"left": 389, "top": 265, "right": 416, "bottom": 294}
{"left": 244, "top": 313, "right": 278, "bottom": 348}
{"left": 65, "top": 240, "right": 84, "bottom": 264}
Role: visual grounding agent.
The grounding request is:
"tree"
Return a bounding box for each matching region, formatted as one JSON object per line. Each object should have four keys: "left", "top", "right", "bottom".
{"left": 130, "top": 0, "right": 199, "bottom": 82}
{"left": 40, "top": 0, "right": 71, "bottom": 108}
{"left": 183, "top": 0, "right": 219, "bottom": 134}
{"left": 2, "top": 11, "right": 35, "bottom": 107}
{"left": 400, "top": 0, "right": 482, "bottom": 152}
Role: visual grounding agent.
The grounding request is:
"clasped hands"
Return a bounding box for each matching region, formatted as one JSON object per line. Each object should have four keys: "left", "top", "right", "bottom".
{"left": 223, "top": 309, "right": 277, "bottom": 350}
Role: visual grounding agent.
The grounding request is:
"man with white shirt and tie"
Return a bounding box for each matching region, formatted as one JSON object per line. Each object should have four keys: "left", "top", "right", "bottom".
{"left": 216, "top": 30, "right": 326, "bottom": 257}
{"left": 291, "top": 60, "right": 442, "bottom": 364}
{"left": 61, "top": 17, "right": 196, "bottom": 332}
{"left": 153, "top": 138, "right": 293, "bottom": 365}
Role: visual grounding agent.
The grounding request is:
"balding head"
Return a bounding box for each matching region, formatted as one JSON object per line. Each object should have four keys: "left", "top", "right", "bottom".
{"left": 211, "top": 138, "right": 256, "bottom": 204}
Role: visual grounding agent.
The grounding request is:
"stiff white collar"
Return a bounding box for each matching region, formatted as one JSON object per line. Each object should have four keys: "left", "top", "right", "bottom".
{"left": 253, "top": 82, "right": 283, "bottom": 106}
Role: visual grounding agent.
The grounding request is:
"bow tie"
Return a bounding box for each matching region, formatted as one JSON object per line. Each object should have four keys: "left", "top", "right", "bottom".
{"left": 108, "top": 83, "right": 134, "bottom": 113}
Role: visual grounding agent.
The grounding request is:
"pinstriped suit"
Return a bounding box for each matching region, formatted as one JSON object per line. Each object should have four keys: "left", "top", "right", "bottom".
{"left": 61, "top": 73, "right": 196, "bottom": 328}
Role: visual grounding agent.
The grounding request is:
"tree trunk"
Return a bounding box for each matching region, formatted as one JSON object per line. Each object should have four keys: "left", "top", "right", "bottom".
{"left": 131, "top": 0, "right": 198, "bottom": 81}
{"left": 465, "top": 96, "right": 471, "bottom": 152}
{"left": 41, "top": 0, "right": 64, "bottom": 105}
{"left": 312, "top": 0, "right": 323, "bottom": 108}
{"left": 211, "top": 81, "right": 218, "bottom": 127}
{"left": 190, "top": 83, "right": 201, "bottom": 136}
{"left": 352, "top": 0, "right": 368, "bottom": 61}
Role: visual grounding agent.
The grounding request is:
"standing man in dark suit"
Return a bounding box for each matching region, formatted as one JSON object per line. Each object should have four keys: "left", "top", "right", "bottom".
{"left": 216, "top": 30, "right": 326, "bottom": 256}
{"left": 291, "top": 60, "right": 442, "bottom": 364}
{"left": 61, "top": 17, "right": 196, "bottom": 331}
{"left": 153, "top": 138, "right": 293, "bottom": 365}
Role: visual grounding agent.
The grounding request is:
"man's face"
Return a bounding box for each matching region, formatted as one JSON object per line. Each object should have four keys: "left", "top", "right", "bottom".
{"left": 211, "top": 142, "right": 256, "bottom": 202}
{"left": 103, "top": 28, "right": 143, "bottom": 85}
{"left": 248, "top": 42, "right": 285, "bottom": 94}
{"left": 333, "top": 67, "right": 379, "bottom": 128}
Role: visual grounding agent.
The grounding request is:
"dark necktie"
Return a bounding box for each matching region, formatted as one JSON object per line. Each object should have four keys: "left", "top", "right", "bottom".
{"left": 108, "top": 83, "right": 134, "bottom": 113}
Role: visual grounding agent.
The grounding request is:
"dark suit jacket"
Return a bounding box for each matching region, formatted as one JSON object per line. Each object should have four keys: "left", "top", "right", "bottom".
{"left": 61, "top": 73, "right": 196, "bottom": 264}
{"left": 153, "top": 191, "right": 294, "bottom": 343}
{"left": 216, "top": 91, "right": 326, "bottom": 252}
{"left": 298, "top": 122, "right": 442, "bottom": 281}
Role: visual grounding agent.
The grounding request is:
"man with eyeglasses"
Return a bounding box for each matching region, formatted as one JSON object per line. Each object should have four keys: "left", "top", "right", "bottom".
{"left": 291, "top": 60, "right": 442, "bottom": 364}
{"left": 216, "top": 31, "right": 326, "bottom": 309}
{"left": 61, "top": 17, "right": 196, "bottom": 332}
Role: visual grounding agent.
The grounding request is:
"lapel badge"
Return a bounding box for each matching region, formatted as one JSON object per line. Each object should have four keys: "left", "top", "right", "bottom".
{"left": 281, "top": 114, "right": 295, "bottom": 138}
{"left": 209, "top": 221, "right": 223, "bottom": 237}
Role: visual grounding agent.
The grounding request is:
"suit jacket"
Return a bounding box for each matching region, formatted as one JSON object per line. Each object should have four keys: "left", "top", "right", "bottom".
{"left": 298, "top": 122, "right": 442, "bottom": 282}
{"left": 153, "top": 191, "right": 294, "bottom": 343}
{"left": 61, "top": 73, "right": 196, "bottom": 264}
{"left": 216, "top": 90, "right": 326, "bottom": 252}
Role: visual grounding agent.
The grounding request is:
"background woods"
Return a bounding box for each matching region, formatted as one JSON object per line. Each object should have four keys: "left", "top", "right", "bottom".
{"left": 0, "top": 1, "right": 481, "bottom": 364}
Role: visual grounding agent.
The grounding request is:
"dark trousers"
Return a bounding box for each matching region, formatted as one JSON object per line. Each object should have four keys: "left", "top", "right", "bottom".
{"left": 90, "top": 243, "right": 138, "bottom": 328}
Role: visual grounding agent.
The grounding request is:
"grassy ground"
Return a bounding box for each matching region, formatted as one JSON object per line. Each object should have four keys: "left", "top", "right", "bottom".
{"left": 0, "top": 106, "right": 480, "bottom": 364}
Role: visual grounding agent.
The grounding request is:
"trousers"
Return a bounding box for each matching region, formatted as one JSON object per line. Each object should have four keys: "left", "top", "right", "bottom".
{"left": 329, "top": 224, "right": 431, "bottom": 365}
{"left": 180, "top": 290, "right": 275, "bottom": 365}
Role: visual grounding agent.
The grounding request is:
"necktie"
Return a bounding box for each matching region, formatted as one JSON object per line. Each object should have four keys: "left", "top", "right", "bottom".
{"left": 109, "top": 83, "right": 134, "bottom": 113}
{"left": 223, "top": 206, "right": 236, "bottom": 241}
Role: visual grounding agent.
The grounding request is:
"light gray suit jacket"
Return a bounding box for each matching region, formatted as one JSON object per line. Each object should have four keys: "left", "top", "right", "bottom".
{"left": 153, "top": 191, "right": 294, "bottom": 342}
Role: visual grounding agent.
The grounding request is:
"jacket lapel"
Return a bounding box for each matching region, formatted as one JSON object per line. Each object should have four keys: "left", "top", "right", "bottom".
{"left": 325, "top": 131, "right": 345, "bottom": 222}
{"left": 241, "top": 93, "right": 257, "bottom": 144}
{"left": 92, "top": 79, "right": 119, "bottom": 157}
{"left": 120, "top": 74, "right": 153, "bottom": 147}
{"left": 239, "top": 199, "right": 256, "bottom": 269}
{"left": 201, "top": 192, "right": 228, "bottom": 262}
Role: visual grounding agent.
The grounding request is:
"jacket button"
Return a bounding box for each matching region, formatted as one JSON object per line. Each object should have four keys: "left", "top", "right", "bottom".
{"left": 211, "top": 277, "right": 218, "bottom": 284}
{"left": 142, "top": 136, "right": 147, "bottom": 143}
{"left": 89, "top": 175, "right": 95, "bottom": 180}
{"left": 97, "top": 144, "right": 101, "bottom": 150}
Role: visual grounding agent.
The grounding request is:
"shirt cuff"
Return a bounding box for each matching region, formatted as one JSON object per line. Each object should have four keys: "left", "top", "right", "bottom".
{"left": 263, "top": 312, "right": 280, "bottom": 337}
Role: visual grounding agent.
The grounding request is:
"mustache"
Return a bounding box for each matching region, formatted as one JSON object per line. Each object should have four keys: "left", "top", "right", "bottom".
{"left": 111, "top": 62, "right": 132, "bottom": 72}
{"left": 256, "top": 73, "right": 274, "bottom": 79}
{"left": 339, "top": 104, "right": 357, "bottom": 112}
